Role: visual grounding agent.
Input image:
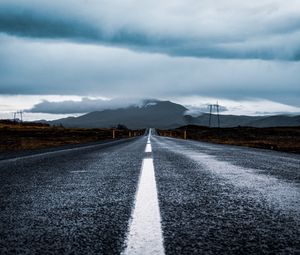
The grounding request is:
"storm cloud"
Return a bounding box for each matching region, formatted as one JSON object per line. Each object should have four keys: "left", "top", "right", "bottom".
{"left": 0, "top": 34, "right": 299, "bottom": 107}
{"left": 0, "top": 0, "right": 300, "bottom": 118}
{"left": 1, "top": 0, "right": 300, "bottom": 60}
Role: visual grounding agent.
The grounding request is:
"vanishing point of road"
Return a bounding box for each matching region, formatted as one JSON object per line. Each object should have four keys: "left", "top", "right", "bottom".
{"left": 0, "top": 129, "right": 299, "bottom": 254}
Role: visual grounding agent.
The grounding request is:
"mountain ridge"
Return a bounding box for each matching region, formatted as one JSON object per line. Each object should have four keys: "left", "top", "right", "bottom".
{"left": 46, "top": 100, "right": 300, "bottom": 128}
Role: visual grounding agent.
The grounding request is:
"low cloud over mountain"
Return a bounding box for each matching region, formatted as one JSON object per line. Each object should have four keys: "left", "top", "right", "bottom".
{"left": 28, "top": 98, "right": 153, "bottom": 114}
{"left": 45, "top": 100, "right": 300, "bottom": 129}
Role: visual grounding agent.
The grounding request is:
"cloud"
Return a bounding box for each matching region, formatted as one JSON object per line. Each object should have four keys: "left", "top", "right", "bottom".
{"left": 25, "top": 96, "right": 300, "bottom": 117}
{"left": 1, "top": 0, "right": 300, "bottom": 60}
{"left": 184, "top": 105, "right": 228, "bottom": 117}
{"left": 172, "top": 96, "right": 300, "bottom": 116}
{"left": 0, "top": 35, "right": 299, "bottom": 107}
{"left": 1, "top": 1, "right": 300, "bottom": 113}
{"left": 27, "top": 97, "right": 156, "bottom": 114}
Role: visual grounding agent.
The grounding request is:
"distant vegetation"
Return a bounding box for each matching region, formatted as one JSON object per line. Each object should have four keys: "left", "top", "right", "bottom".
{"left": 0, "top": 120, "right": 144, "bottom": 153}
{"left": 2, "top": 118, "right": 299, "bottom": 154}
{"left": 157, "top": 125, "right": 300, "bottom": 154}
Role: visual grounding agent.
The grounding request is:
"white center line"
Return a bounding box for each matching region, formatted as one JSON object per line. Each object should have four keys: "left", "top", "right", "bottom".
{"left": 123, "top": 129, "right": 165, "bottom": 255}
{"left": 145, "top": 143, "right": 152, "bottom": 153}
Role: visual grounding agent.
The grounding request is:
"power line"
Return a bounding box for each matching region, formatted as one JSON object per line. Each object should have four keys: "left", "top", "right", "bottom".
{"left": 13, "top": 110, "right": 24, "bottom": 123}
{"left": 208, "top": 102, "right": 220, "bottom": 128}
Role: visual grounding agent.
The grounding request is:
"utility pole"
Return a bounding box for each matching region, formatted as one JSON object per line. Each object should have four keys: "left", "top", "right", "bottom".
{"left": 208, "top": 105, "right": 212, "bottom": 127}
{"left": 13, "top": 110, "right": 24, "bottom": 123}
{"left": 208, "top": 103, "right": 220, "bottom": 128}
{"left": 19, "top": 111, "right": 23, "bottom": 122}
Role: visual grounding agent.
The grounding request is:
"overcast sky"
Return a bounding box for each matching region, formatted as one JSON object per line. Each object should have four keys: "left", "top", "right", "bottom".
{"left": 0, "top": 0, "right": 300, "bottom": 119}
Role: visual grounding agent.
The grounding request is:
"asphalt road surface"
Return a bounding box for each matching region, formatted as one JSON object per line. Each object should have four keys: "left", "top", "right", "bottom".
{"left": 0, "top": 130, "right": 299, "bottom": 254}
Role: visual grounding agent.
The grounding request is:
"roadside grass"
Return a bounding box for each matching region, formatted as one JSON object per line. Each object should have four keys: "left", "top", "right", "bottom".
{"left": 0, "top": 121, "right": 144, "bottom": 152}
{"left": 157, "top": 125, "right": 300, "bottom": 154}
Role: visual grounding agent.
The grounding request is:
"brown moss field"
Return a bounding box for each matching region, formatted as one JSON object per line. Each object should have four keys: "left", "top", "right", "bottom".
{"left": 157, "top": 125, "right": 300, "bottom": 154}
{"left": 0, "top": 121, "right": 144, "bottom": 152}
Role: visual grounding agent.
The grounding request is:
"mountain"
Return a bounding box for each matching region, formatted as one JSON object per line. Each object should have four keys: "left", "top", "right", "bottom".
{"left": 48, "top": 100, "right": 300, "bottom": 129}
{"left": 50, "top": 100, "right": 188, "bottom": 129}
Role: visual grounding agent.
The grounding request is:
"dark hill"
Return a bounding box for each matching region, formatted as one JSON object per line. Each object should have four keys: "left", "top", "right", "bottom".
{"left": 48, "top": 100, "right": 300, "bottom": 128}
{"left": 50, "top": 100, "right": 188, "bottom": 129}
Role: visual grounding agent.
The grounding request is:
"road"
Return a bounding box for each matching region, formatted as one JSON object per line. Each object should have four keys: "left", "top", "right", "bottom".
{"left": 0, "top": 130, "right": 299, "bottom": 254}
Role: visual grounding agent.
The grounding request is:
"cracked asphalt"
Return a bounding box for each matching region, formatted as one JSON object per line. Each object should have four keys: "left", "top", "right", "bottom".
{"left": 1, "top": 134, "right": 300, "bottom": 254}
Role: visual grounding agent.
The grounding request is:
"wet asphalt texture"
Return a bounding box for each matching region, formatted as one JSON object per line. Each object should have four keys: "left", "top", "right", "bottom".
{"left": 1, "top": 134, "right": 300, "bottom": 254}
{"left": 0, "top": 138, "right": 145, "bottom": 254}
{"left": 151, "top": 136, "right": 300, "bottom": 255}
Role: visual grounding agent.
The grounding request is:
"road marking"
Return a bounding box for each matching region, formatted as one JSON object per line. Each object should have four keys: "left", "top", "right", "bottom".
{"left": 145, "top": 143, "right": 152, "bottom": 153}
{"left": 123, "top": 131, "right": 165, "bottom": 255}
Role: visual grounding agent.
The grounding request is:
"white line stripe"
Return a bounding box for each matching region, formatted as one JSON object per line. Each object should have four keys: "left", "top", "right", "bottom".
{"left": 123, "top": 130, "right": 165, "bottom": 255}
{"left": 145, "top": 143, "right": 152, "bottom": 153}
{"left": 147, "top": 129, "right": 151, "bottom": 142}
{"left": 123, "top": 158, "right": 165, "bottom": 255}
